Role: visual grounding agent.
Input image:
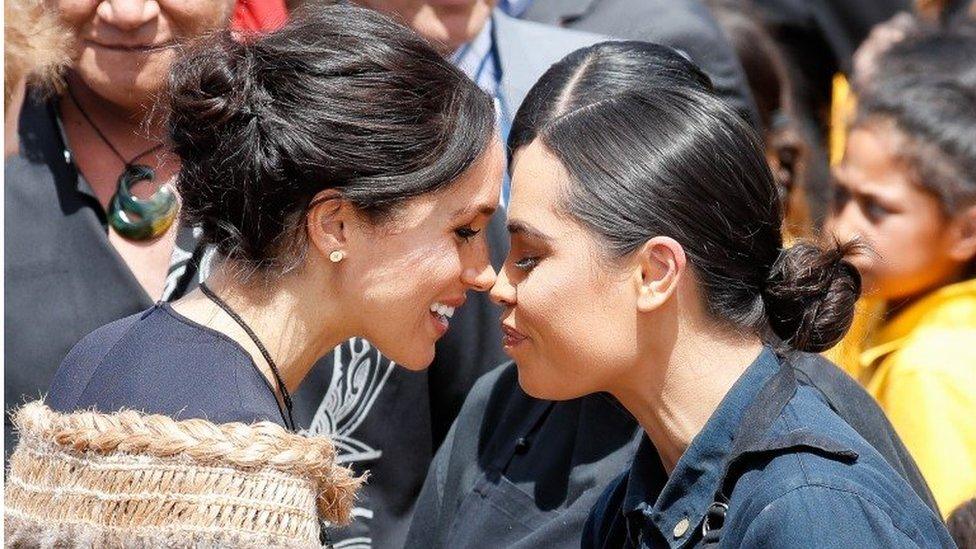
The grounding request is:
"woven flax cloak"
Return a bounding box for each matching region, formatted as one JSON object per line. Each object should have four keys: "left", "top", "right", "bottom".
{"left": 4, "top": 401, "right": 363, "bottom": 548}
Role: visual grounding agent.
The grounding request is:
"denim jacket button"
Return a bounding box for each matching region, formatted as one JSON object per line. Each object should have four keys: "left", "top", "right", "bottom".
{"left": 673, "top": 517, "right": 690, "bottom": 538}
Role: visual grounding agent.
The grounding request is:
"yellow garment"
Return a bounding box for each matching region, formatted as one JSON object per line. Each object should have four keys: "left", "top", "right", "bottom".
{"left": 862, "top": 279, "right": 976, "bottom": 518}
{"left": 829, "top": 73, "right": 856, "bottom": 167}
{"left": 824, "top": 297, "right": 884, "bottom": 382}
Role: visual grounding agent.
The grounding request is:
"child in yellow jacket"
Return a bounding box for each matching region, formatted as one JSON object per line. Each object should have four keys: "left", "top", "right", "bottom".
{"left": 826, "top": 34, "right": 976, "bottom": 518}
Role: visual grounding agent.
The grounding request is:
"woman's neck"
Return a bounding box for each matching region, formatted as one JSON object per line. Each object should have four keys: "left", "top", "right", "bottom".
{"left": 60, "top": 74, "right": 177, "bottom": 208}
{"left": 610, "top": 330, "right": 764, "bottom": 474}
{"left": 63, "top": 73, "right": 164, "bottom": 144}
{"left": 174, "top": 266, "right": 350, "bottom": 394}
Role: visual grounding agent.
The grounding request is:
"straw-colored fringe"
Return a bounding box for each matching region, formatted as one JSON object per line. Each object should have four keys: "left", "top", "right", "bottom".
{"left": 3, "top": 0, "right": 73, "bottom": 109}
{"left": 5, "top": 401, "right": 365, "bottom": 548}
{"left": 3, "top": 513, "right": 320, "bottom": 549}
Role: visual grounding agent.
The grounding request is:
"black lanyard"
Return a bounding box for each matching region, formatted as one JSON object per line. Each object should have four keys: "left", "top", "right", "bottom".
{"left": 199, "top": 283, "right": 296, "bottom": 430}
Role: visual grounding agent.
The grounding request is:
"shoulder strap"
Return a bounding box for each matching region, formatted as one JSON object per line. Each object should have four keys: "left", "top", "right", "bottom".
{"left": 701, "top": 359, "right": 859, "bottom": 545}
{"left": 700, "top": 359, "right": 799, "bottom": 545}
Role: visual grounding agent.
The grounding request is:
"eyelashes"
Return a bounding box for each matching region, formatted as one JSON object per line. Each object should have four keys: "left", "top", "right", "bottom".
{"left": 513, "top": 256, "right": 539, "bottom": 271}
{"left": 455, "top": 227, "right": 481, "bottom": 241}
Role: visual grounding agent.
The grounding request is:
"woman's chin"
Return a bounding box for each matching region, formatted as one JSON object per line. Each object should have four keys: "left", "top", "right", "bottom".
{"left": 515, "top": 363, "right": 572, "bottom": 401}
{"left": 386, "top": 346, "right": 436, "bottom": 371}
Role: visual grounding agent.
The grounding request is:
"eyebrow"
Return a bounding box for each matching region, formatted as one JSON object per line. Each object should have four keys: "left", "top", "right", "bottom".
{"left": 507, "top": 219, "right": 552, "bottom": 243}
{"left": 452, "top": 203, "right": 497, "bottom": 219}
{"left": 831, "top": 171, "right": 893, "bottom": 202}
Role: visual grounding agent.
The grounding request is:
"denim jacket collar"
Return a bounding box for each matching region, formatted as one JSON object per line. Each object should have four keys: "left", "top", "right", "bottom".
{"left": 621, "top": 347, "right": 782, "bottom": 548}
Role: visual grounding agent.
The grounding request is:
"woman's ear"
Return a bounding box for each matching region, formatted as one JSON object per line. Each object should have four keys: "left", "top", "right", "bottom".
{"left": 947, "top": 204, "right": 976, "bottom": 263}
{"left": 307, "top": 189, "right": 353, "bottom": 261}
{"left": 633, "top": 236, "right": 687, "bottom": 313}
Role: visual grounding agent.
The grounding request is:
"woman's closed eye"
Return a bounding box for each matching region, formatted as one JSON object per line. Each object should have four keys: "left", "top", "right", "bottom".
{"left": 513, "top": 255, "right": 540, "bottom": 271}
{"left": 455, "top": 226, "right": 482, "bottom": 241}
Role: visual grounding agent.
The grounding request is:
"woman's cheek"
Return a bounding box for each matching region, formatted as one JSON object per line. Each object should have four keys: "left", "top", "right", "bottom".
{"left": 523, "top": 267, "right": 583, "bottom": 356}
{"left": 55, "top": 1, "right": 95, "bottom": 28}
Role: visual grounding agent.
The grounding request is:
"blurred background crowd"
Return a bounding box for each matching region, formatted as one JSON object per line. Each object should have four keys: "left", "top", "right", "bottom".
{"left": 4, "top": 0, "right": 975, "bottom": 547}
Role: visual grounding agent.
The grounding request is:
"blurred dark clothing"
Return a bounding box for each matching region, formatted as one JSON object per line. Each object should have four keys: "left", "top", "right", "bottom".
{"left": 944, "top": 0, "right": 974, "bottom": 25}
{"left": 750, "top": 0, "right": 910, "bottom": 133}
{"left": 4, "top": 96, "right": 202, "bottom": 461}
{"left": 755, "top": 0, "right": 911, "bottom": 73}
{"left": 520, "top": 0, "right": 760, "bottom": 129}
{"left": 406, "top": 353, "right": 937, "bottom": 548}
{"left": 292, "top": 14, "right": 602, "bottom": 549}
{"left": 405, "top": 363, "right": 639, "bottom": 549}
{"left": 45, "top": 304, "right": 286, "bottom": 427}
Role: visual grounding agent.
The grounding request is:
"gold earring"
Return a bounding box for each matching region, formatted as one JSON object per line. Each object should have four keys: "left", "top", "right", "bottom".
{"left": 329, "top": 250, "right": 346, "bottom": 263}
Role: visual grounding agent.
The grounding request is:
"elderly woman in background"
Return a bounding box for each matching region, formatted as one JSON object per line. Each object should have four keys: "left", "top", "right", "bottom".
{"left": 4, "top": 0, "right": 237, "bottom": 458}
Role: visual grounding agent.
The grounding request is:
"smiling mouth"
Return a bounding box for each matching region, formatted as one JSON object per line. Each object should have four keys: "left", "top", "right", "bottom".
{"left": 86, "top": 39, "right": 177, "bottom": 53}
{"left": 429, "top": 301, "right": 457, "bottom": 331}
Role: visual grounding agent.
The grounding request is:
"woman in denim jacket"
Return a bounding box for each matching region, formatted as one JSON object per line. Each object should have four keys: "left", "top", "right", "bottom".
{"left": 489, "top": 41, "right": 954, "bottom": 548}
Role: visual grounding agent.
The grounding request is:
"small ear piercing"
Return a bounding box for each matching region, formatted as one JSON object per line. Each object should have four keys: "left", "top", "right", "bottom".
{"left": 329, "top": 250, "right": 346, "bottom": 263}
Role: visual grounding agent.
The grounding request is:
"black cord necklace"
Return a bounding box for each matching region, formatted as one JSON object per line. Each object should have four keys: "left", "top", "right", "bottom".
{"left": 66, "top": 85, "right": 178, "bottom": 241}
{"left": 199, "top": 283, "right": 296, "bottom": 430}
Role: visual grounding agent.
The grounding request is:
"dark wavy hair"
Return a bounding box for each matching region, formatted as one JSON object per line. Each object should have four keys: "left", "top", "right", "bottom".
{"left": 509, "top": 41, "right": 860, "bottom": 352}
{"left": 167, "top": 2, "right": 495, "bottom": 273}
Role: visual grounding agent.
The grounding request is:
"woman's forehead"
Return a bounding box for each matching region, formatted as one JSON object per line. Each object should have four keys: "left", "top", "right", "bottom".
{"left": 509, "top": 141, "right": 571, "bottom": 214}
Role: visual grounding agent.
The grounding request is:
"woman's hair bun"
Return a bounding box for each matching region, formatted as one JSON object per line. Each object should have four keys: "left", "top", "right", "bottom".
{"left": 762, "top": 240, "right": 863, "bottom": 352}
{"left": 167, "top": 30, "right": 257, "bottom": 152}
{"left": 162, "top": 4, "right": 495, "bottom": 272}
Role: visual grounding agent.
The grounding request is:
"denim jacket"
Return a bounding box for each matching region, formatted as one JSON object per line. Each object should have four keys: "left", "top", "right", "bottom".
{"left": 583, "top": 348, "right": 954, "bottom": 548}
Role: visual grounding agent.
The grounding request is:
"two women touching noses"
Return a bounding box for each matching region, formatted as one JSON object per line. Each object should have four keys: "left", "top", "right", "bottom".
{"left": 19, "top": 4, "right": 954, "bottom": 546}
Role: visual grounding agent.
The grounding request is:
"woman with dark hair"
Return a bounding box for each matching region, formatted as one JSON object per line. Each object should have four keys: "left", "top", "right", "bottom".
{"left": 43, "top": 2, "right": 500, "bottom": 429}
{"left": 5, "top": 3, "right": 500, "bottom": 544}
{"left": 492, "top": 41, "right": 952, "bottom": 547}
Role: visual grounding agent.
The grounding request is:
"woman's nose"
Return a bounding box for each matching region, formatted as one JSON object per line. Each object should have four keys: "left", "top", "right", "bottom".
{"left": 489, "top": 268, "right": 516, "bottom": 306}
{"left": 462, "top": 263, "right": 497, "bottom": 292}
{"left": 98, "top": 0, "right": 160, "bottom": 32}
{"left": 461, "top": 234, "right": 497, "bottom": 292}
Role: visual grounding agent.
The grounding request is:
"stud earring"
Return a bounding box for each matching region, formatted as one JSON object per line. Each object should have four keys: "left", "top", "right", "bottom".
{"left": 329, "top": 250, "right": 346, "bottom": 263}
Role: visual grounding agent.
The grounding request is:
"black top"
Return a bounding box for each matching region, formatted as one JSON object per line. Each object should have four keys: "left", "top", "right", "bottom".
{"left": 405, "top": 353, "right": 937, "bottom": 548}
{"left": 46, "top": 303, "right": 285, "bottom": 427}
{"left": 4, "top": 94, "right": 204, "bottom": 456}
{"left": 405, "top": 364, "right": 641, "bottom": 549}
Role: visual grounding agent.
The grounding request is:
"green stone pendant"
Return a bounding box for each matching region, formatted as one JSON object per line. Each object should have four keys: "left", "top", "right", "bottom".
{"left": 108, "top": 164, "right": 178, "bottom": 241}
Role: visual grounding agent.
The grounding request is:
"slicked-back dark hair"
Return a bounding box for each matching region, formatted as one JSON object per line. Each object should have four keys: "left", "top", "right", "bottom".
{"left": 168, "top": 2, "right": 495, "bottom": 272}
{"left": 509, "top": 41, "right": 860, "bottom": 352}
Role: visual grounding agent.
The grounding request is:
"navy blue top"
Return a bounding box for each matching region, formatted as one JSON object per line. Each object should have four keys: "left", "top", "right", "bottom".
{"left": 583, "top": 348, "right": 953, "bottom": 548}
{"left": 46, "top": 303, "right": 287, "bottom": 428}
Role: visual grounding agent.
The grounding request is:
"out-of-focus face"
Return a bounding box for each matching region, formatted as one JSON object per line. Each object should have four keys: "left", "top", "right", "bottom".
{"left": 356, "top": 0, "right": 495, "bottom": 55}
{"left": 489, "top": 140, "right": 641, "bottom": 400}
{"left": 341, "top": 138, "right": 504, "bottom": 370}
{"left": 57, "top": 0, "right": 234, "bottom": 111}
{"left": 827, "top": 124, "right": 962, "bottom": 301}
